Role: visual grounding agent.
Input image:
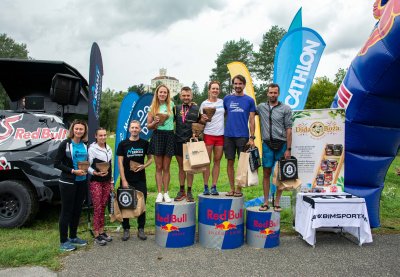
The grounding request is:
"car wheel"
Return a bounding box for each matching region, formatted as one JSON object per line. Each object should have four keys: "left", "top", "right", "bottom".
{"left": 0, "top": 180, "right": 38, "bottom": 228}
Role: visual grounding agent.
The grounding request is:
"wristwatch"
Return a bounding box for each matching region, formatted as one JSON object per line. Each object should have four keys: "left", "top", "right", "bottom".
{"left": 287, "top": 147, "right": 292, "bottom": 151}
{"left": 249, "top": 136, "right": 256, "bottom": 140}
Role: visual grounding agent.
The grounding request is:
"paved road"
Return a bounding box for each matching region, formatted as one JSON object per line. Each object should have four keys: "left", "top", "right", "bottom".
{"left": 1, "top": 233, "right": 399, "bottom": 276}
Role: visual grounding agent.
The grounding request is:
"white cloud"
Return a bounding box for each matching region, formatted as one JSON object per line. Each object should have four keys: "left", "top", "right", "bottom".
{"left": 0, "top": 0, "right": 378, "bottom": 91}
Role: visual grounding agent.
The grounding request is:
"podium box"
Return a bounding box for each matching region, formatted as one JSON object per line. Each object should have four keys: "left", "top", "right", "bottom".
{"left": 246, "top": 206, "right": 280, "bottom": 248}
{"left": 198, "top": 193, "right": 244, "bottom": 249}
{"left": 155, "top": 201, "right": 196, "bottom": 248}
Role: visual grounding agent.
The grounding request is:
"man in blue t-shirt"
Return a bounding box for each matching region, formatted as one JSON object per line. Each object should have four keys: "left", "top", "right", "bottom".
{"left": 223, "top": 74, "right": 256, "bottom": 197}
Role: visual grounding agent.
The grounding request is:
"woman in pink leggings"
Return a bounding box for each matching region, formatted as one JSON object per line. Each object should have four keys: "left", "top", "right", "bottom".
{"left": 88, "top": 128, "right": 113, "bottom": 246}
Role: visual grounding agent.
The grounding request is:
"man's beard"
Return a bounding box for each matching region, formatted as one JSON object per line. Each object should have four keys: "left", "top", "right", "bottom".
{"left": 269, "top": 97, "right": 278, "bottom": 104}
{"left": 235, "top": 87, "right": 243, "bottom": 94}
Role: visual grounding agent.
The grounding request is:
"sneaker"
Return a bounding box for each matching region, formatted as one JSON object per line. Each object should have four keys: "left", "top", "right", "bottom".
{"left": 174, "top": 191, "right": 186, "bottom": 201}
{"left": 122, "top": 229, "right": 130, "bottom": 241}
{"left": 164, "top": 192, "right": 172, "bottom": 203}
{"left": 155, "top": 193, "right": 163, "bottom": 203}
{"left": 186, "top": 191, "right": 194, "bottom": 202}
{"left": 94, "top": 236, "right": 107, "bottom": 246}
{"left": 69, "top": 237, "right": 88, "bottom": 246}
{"left": 211, "top": 187, "right": 219, "bottom": 196}
{"left": 203, "top": 187, "right": 210, "bottom": 195}
{"left": 100, "top": 232, "right": 112, "bottom": 242}
{"left": 137, "top": 228, "right": 147, "bottom": 240}
{"left": 59, "top": 241, "right": 76, "bottom": 252}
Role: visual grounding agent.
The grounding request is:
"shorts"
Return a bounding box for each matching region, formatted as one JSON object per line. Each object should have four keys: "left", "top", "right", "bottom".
{"left": 148, "top": 130, "right": 175, "bottom": 156}
{"left": 224, "top": 137, "right": 248, "bottom": 160}
{"left": 204, "top": 134, "right": 224, "bottom": 147}
{"left": 262, "top": 141, "right": 287, "bottom": 168}
{"left": 175, "top": 141, "right": 184, "bottom": 157}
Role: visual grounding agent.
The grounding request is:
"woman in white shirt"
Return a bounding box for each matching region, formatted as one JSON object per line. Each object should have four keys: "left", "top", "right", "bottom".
{"left": 199, "top": 81, "right": 224, "bottom": 196}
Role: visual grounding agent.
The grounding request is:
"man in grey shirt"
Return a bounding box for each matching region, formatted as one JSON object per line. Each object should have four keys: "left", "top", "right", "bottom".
{"left": 257, "top": 83, "right": 292, "bottom": 212}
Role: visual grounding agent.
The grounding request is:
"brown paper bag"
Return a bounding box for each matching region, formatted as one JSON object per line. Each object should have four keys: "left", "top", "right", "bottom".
{"left": 183, "top": 143, "right": 207, "bottom": 174}
{"left": 110, "top": 196, "right": 123, "bottom": 223}
{"left": 187, "top": 138, "right": 210, "bottom": 168}
{"left": 120, "top": 190, "right": 146, "bottom": 218}
{"left": 273, "top": 166, "right": 302, "bottom": 191}
{"left": 236, "top": 151, "right": 250, "bottom": 187}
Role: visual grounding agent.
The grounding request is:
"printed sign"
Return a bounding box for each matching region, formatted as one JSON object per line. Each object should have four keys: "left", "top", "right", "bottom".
{"left": 292, "top": 109, "right": 345, "bottom": 191}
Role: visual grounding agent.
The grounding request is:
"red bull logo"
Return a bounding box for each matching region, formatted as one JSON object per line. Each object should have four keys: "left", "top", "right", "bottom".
{"left": 253, "top": 219, "right": 278, "bottom": 229}
{"left": 337, "top": 83, "right": 353, "bottom": 109}
{"left": 14, "top": 128, "right": 67, "bottom": 141}
{"left": 259, "top": 228, "right": 275, "bottom": 236}
{"left": 0, "top": 114, "right": 23, "bottom": 144}
{"left": 207, "top": 209, "right": 243, "bottom": 221}
{"left": 359, "top": 0, "right": 400, "bottom": 56}
{"left": 160, "top": 223, "right": 180, "bottom": 233}
{"left": 156, "top": 213, "right": 187, "bottom": 223}
{"left": 214, "top": 221, "right": 237, "bottom": 231}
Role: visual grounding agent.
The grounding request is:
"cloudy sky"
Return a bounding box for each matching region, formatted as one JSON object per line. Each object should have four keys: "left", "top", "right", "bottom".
{"left": 1, "top": 0, "right": 376, "bottom": 91}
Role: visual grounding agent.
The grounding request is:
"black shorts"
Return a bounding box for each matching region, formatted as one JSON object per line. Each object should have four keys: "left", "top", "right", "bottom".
{"left": 175, "top": 141, "right": 184, "bottom": 157}
{"left": 224, "top": 137, "right": 248, "bottom": 160}
{"left": 148, "top": 130, "right": 175, "bottom": 156}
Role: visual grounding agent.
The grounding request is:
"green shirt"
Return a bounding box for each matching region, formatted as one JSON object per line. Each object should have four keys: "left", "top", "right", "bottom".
{"left": 156, "top": 102, "right": 175, "bottom": 131}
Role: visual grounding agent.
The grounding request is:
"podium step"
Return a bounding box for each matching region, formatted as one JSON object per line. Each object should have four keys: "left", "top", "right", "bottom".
{"left": 198, "top": 193, "right": 244, "bottom": 249}
{"left": 155, "top": 200, "right": 196, "bottom": 248}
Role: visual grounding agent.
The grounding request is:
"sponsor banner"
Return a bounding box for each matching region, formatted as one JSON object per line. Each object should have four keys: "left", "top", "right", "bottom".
{"left": 292, "top": 109, "right": 345, "bottom": 191}
{"left": 155, "top": 201, "right": 196, "bottom": 248}
{"left": 113, "top": 92, "right": 139, "bottom": 184}
{"left": 128, "top": 93, "right": 154, "bottom": 140}
{"left": 288, "top": 7, "right": 302, "bottom": 32}
{"left": 198, "top": 194, "right": 244, "bottom": 249}
{"left": 88, "top": 42, "right": 103, "bottom": 144}
{"left": 274, "top": 27, "right": 326, "bottom": 110}
{"left": 246, "top": 207, "right": 280, "bottom": 248}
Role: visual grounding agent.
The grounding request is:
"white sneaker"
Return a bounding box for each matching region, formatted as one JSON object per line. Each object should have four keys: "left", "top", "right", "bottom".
{"left": 164, "top": 192, "right": 172, "bottom": 203}
{"left": 155, "top": 193, "right": 163, "bottom": 203}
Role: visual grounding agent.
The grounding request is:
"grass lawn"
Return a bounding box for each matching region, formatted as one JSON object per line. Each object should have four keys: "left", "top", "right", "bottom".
{"left": 0, "top": 136, "right": 399, "bottom": 270}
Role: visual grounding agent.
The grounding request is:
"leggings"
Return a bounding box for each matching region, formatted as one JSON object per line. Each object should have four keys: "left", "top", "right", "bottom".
{"left": 89, "top": 180, "right": 112, "bottom": 232}
{"left": 59, "top": 180, "right": 87, "bottom": 243}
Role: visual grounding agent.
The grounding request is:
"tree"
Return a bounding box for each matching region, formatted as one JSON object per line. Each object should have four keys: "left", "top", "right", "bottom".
{"left": 191, "top": 81, "right": 206, "bottom": 104}
{"left": 253, "top": 26, "right": 286, "bottom": 84}
{"left": 333, "top": 68, "right": 347, "bottom": 88}
{"left": 99, "top": 88, "right": 126, "bottom": 132}
{"left": 0, "top": 33, "right": 30, "bottom": 109}
{"left": 127, "top": 83, "right": 147, "bottom": 96}
{"left": 0, "top": 33, "right": 29, "bottom": 59}
{"left": 305, "top": 77, "right": 337, "bottom": 109}
{"left": 210, "top": 39, "right": 254, "bottom": 96}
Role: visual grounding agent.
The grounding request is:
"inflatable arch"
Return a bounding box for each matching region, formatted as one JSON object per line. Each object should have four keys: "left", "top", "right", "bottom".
{"left": 331, "top": 0, "right": 400, "bottom": 227}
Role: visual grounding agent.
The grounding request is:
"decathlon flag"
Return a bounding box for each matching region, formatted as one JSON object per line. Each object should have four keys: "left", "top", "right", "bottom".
{"left": 88, "top": 42, "right": 103, "bottom": 144}
{"left": 288, "top": 7, "right": 302, "bottom": 31}
{"left": 274, "top": 27, "right": 325, "bottom": 110}
{"left": 113, "top": 92, "right": 139, "bottom": 185}
{"left": 128, "top": 93, "right": 154, "bottom": 140}
{"left": 227, "top": 62, "right": 262, "bottom": 153}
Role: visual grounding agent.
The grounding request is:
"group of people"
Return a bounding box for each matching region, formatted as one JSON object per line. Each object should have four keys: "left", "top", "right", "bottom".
{"left": 54, "top": 73, "right": 292, "bottom": 252}
{"left": 54, "top": 119, "right": 151, "bottom": 251}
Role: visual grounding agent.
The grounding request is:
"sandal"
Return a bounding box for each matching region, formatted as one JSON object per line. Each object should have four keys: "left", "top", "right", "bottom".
{"left": 259, "top": 204, "right": 269, "bottom": 211}
{"left": 274, "top": 206, "right": 282, "bottom": 212}
{"left": 225, "top": 191, "right": 235, "bottom": 197}
{"left": 233, "top": 191, "right": 243, "bottom": 197}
